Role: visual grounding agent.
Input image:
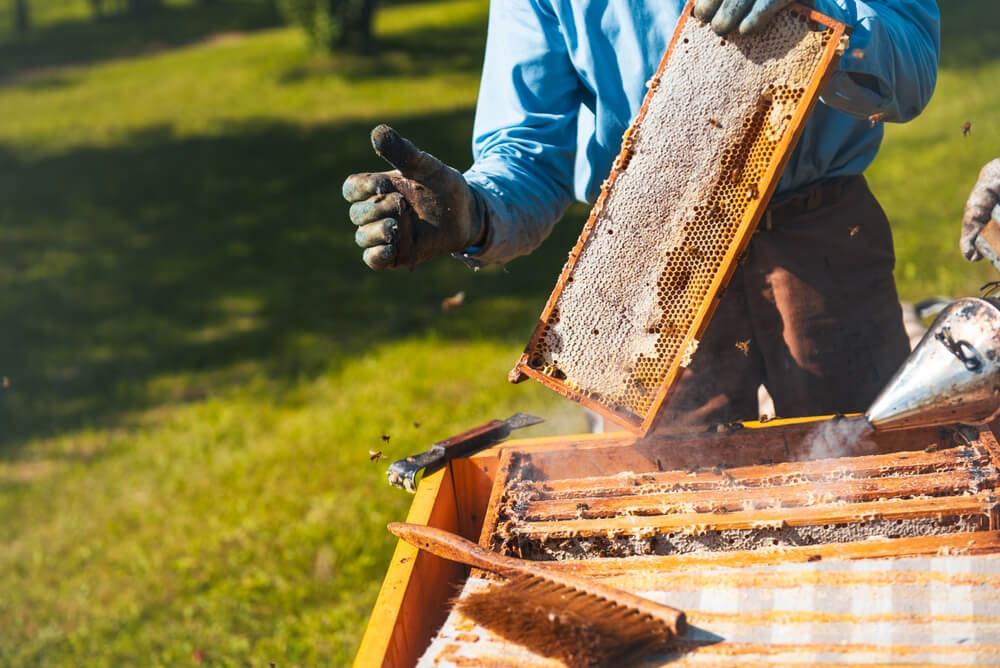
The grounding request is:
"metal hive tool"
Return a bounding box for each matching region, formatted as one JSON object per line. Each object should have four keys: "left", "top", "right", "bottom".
{"left": 510, "top": 2, "right": 849, "bottom": 434}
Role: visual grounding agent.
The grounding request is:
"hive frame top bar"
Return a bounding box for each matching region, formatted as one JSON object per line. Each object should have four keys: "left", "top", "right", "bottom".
{"left": 510, "top": 1, "right": 849, "bottom": 435}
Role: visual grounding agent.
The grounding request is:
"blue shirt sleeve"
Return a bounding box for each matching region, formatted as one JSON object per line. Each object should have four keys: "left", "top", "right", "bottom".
{"left": 462, "top": 0, "right": 582, "bottom": 266}
{"left": 462, "top": 1, "right": 940, "bottom": 267}
{"left": 814, "top": 0, "right": 940, "bottom": 122}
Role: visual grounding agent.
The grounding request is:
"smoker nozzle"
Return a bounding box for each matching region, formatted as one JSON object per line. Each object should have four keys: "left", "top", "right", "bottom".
{"left": 865, "top": 297, "right": 1000, "bottom": 432}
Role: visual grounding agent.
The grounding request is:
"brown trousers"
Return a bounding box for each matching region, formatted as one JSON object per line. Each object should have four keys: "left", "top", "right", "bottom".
{"left": 657, "top": 175, "right": 910, "bottom": 428}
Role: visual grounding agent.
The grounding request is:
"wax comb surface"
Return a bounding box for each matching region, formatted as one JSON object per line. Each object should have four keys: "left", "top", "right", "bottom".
{"left": 511, "top": 3, "right": 848, "bottom": 434}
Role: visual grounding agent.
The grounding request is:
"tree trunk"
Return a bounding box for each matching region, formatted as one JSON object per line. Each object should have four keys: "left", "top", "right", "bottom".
{"left": 14, "top": 0, "right": 29, "bottom": 34}
{"left": 127, "top": 0, "right": 162, "bottom": 16}
{"left": 355, "top": 0, "right": 376, "bottom": 42}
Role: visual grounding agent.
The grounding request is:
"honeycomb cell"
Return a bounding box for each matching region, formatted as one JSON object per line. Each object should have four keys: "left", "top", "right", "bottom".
{"left": 514, "top": 4, "right": 847, "bottom": 432}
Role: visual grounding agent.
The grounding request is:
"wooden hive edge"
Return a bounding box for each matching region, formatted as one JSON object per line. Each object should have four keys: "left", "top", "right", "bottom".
{"left": 522, "top": 469, "right": 986, "bottom": 521}
{"left": 540, "top": 530, "right": 1000, "bottom": 577}
{"left": 516, "top": 493, "right": 995, "bottom": 538}
{"left": 533, "top": 444, "right": 988, "bottom": 497}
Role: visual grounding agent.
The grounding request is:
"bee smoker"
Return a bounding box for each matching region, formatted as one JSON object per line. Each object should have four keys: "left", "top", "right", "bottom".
{"left": 866, "top": 297, "right": 1000, "bottom": 431}
{"left": 866, "top": 214, "right": 1000, "bottom": 432}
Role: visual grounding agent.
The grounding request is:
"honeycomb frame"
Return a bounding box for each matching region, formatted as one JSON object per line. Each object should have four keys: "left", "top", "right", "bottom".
{"left": 510, "top": 1, "right": 850, "bottom": 435}
{"left": 480, "top": 429, "right": 1000, "bottom": 563}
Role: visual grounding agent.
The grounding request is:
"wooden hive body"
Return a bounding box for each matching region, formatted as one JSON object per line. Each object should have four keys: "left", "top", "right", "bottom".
{"left": 413, "top": 420, "right": 1000, "bottom": 666}
{"left": 511, "top": 2, "right": 849, "bottom": 434}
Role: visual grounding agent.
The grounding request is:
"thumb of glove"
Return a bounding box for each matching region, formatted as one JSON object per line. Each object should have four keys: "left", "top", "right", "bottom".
{"left": 371, "top": 124, "right": 443, "bottom": 181}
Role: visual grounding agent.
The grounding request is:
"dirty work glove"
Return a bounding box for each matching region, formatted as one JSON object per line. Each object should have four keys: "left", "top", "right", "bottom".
{"left": 693, "top": 0, "right": 796, "bottom": 35}
{"left": 961, "top": 159, "right": 1000, "bottom": 262}
{"left": 341, "top": 125, "right": 486, "bottom": 270}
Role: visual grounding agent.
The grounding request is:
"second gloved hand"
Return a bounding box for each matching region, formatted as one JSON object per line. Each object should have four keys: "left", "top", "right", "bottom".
{"left": 342, "top": 125, "right": 486, "bottom": 270}
{"left": 693, "top": 0, "right": 795, "bottom": 35}
{"left": 961, "top": 159, "right": 1000, "bottom": 262}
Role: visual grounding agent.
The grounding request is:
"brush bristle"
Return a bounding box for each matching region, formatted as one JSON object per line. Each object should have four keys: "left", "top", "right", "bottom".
{"left": 457, "top": 574, "right": 673, "bottom": 667}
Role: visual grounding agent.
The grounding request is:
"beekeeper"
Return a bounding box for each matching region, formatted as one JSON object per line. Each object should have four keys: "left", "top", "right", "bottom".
{"left": 961, "top": 159, "right": 1000, "bottom": 262}
{"left": 342, "top": 0, "right": 940, "bottom": 425}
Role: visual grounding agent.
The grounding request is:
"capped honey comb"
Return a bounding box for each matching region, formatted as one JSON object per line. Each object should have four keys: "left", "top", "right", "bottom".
{"left": 511, "top": 2, "right": 850, "bottom": 434}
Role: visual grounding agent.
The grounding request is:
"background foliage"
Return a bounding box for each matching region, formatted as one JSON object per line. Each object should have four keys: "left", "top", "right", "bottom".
{"left": 277, "top": 0, "right": 375, "bottom": 50}
{"left": 0, "top": 0, "right": 997, "bottom": 665}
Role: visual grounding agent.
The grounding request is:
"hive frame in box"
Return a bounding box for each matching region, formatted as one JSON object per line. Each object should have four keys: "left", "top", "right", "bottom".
{"left": 354, "top": 418, "right": 1000, "bottom": 666}
{"left": 511, "top": 2, "right": 850, "bottom": 435}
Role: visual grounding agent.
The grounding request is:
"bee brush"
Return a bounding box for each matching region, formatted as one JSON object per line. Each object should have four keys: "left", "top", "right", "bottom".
{"left": 387, "top": 522, "right": 686, "bottom": 666}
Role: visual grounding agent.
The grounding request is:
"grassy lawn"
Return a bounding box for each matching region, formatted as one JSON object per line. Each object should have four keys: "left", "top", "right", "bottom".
{"left": 0, "top": 1, "right": 997, "bottom": 665}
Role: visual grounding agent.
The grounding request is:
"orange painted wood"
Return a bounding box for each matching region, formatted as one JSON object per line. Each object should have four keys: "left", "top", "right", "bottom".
{"left": 450, "top": 453, "right": 498, "bottom": 542}
{"left": 979, "top": 426, "right": 1000, "bottom": 472}
{"left": 542, "top": 531, "right": 1000, "bottom": 578}
{"left": 500, "top": 418, "right": 969, "bottom": 483}
{"left": 516, "top": 494, "right": 993, "bottom": 539}
{"left": 353, "top": 468, "right": 464, "bottom": 668}
{"left": 523, "top": 469, "right": 983, "bottom": 521}
{"left": 476, "top": 448, "right": 517, "bottom": 549}
{"left": 531, "top": 445, "right": 987, "bottom": 498}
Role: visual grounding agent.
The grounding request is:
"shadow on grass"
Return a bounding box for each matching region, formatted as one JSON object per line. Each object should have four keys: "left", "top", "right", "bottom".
{"left": 0, "top": 109, "right": 585, "bottom": 450}
{"left": 0, "top": 0, "right": 282, "bottom": 78}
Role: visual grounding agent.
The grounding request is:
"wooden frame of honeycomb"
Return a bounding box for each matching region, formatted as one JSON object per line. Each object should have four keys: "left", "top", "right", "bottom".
{"left": 510, "top": 2, "right": 850, "bottom": 435}
{"left": 479, "top": 420, "right": 1000, "bottom": 566}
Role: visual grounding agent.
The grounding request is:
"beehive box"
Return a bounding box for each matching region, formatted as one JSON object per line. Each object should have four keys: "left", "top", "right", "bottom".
{"left": 511, "top": 2, "right": 850, "bottom": 434}
{"left": 413, "top": 420, "right": 1000, "bottom": 666}
{"left": 490, "top": 446, "right": 998, "bottom": 561}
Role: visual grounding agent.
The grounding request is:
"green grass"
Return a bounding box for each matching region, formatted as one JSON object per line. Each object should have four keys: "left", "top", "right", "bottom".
{"left": 0, "top": 0, "right": 997, "bottom": 665}
{"left": 868, "top": 3, "right": 1000, "bottom": 299}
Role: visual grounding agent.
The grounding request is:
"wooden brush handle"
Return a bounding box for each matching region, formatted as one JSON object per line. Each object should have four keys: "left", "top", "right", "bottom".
{"left": 387, "top": 522, "right": 687, "bottom": 636}
{"left": 387, "top": 522, "right": 526, "bottom": 577}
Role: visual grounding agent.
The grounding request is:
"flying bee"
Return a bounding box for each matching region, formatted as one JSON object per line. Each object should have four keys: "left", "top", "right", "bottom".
{"left": 849, "top": 225, "right": 860, "bottom": 237}
{"left": 369, "top": 450, "right": 384, "bottom": 462}
{"left": 735, "top": 339, "right": 751, "bottom": 356}
{"left": 441, "top": 291, "right": 465, "bottom": 312}
{"left": 867, "top": 112, "right": 886, "bottom": 128}
{"left": 962, "top": 121, "right": 972, "bottom": 137}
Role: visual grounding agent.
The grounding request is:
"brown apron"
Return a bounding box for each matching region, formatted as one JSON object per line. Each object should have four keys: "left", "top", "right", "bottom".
{"left": 657, "top": 175, "right": 910, "bottom": 428}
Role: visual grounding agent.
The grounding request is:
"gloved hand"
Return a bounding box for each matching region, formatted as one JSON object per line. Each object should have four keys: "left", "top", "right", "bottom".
{"left": 342, "top": 125, "right": 486, "bottom": 270}
{"left": 961, "top": 159, "right": 1000, "bottom": 262}
{"left": 693, "top": 0, "right": 795, "bottom": 35}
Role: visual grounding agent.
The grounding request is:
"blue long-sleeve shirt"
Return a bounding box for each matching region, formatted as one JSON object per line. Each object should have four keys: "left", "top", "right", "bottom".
{"left": 463, "top": 0, "right": 940, "bottom": 265}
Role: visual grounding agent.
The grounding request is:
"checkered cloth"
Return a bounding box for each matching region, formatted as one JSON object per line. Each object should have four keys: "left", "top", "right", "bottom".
{"left": 420, "top": 554, "right": 1000, "bottom": 666}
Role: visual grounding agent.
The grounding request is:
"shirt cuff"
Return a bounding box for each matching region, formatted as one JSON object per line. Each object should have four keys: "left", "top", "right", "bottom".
{"left": 451, "top": 174, "right": 518, "bottom": 267}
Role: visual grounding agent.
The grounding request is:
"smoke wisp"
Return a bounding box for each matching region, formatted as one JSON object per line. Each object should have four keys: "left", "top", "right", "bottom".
{"left": 803, "top": 417, "right": 876, "bottom": 462}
